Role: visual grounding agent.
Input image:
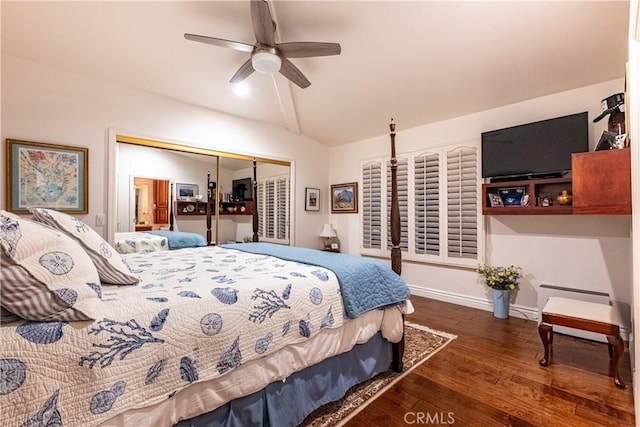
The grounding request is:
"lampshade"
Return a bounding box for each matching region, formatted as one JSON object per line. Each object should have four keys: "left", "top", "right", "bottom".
{"left": 251, "top": 52, "right": 281, "bottom": 74}
{"left": 319, "top": 224, "right": 336, "bottom": 238}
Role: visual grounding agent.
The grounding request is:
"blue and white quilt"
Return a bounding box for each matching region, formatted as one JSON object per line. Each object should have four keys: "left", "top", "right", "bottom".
{"left": 223, "top": 243, "right": 410, "bottom": 318}
{"left": 0, "top": 245, "right": 361, "bottom": 427}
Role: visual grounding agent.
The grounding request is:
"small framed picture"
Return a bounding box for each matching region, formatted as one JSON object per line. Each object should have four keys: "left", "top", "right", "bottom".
{"left": 537, "top": 194, "right": 552, "bottom": 207}
{"left": 176, "top": 183, "right": 198, "bottom": 200}
{"left": 305, "top": 187, "right": 320, "bottom": 211}
{"left": 613, "top": 134, "right": 627, "bottom": 149}
{"left": 331, "top": 182, "right": 358, "bottom": 214}
{"left": 488, "top": 193, "right": 503, "bottom": 207}
{"left": 595, "top": 131, "right": 617, "bottom": 151}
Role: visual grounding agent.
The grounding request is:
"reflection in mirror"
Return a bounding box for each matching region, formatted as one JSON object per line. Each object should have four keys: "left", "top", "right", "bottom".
{"left": 132, "top": 177, "right": 170, "bottom": 231}
{"left": 115, "top": 142, "right": 218, "bottom": 242}
{"left": 216, "top": 157, "right": 290, "bottom": 245}
{"left": 111, "top": 136, "right": 292, "bottom": 247}
{"left": 254, "top": 160, "right": 291, "bottom": 245}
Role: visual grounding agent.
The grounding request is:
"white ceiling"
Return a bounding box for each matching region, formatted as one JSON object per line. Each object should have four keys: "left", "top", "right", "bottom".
{"left": 1, "top": 1, "right": 630, "bottom": 147}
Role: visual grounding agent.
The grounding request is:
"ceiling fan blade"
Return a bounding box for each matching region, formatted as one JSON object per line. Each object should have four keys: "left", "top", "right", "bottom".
{"left": 184, "top": 33, "right": 254, "bottom": 53}
{"left": 230, "top": 58, "right": 255, "bottom": 83}
{"left": 279, "top": 57, "right": 310, "bottom": 89}
{"left": 277, "top": 42, "right": 341, "bottom": 58}
{"left": 251, "top": 0, "right": 275, "bottom": 46}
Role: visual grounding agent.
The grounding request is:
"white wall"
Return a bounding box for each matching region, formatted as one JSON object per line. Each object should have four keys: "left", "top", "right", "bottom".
{"left": 0, "top": 55, "right": 331, "bottom": 248}
{"left": 329, "top": 78, "right": 632, "bottom": 320}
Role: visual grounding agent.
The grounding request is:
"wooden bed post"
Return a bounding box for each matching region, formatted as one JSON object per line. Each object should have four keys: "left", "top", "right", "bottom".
{"left": 206, "top": 171, "right": 213, "bottom": 245}
{"left": 252, "top": 158, "right": 259, "bottom": 242}
{"left": 389, "top": 118, "right": 405, "bottom": 372}
{"left": 389, "top": 119, "right": 402, "bottom": 276}
{"left": 169, "top": 182, "right": 175, "bottom": 232}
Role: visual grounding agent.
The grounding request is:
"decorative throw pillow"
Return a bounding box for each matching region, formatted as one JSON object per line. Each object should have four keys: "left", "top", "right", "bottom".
{"left": 30, "top": 208, "right": 139, "bottom": 285}
{"left": 0, "top": 210, "right": 102, "bottom": 321}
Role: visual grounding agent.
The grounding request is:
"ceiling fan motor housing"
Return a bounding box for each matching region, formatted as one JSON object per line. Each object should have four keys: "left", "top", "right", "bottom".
{"left": 252, "top": 49, "right": 281, "bottom": 74}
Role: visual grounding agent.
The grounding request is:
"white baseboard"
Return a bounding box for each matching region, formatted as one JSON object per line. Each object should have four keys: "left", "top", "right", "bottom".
{"left": 407, "top": 284, "right": 630, "bottom": 341}
{"left": 407, "top": 284, "right": 539, "bottom": 322}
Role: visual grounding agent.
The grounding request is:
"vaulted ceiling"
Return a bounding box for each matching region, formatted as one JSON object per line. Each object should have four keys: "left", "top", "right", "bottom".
{"left": 1, "top": 1, "right": 630, "bottom": 146}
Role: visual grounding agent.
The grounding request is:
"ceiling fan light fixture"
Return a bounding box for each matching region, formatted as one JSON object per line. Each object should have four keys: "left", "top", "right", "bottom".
{"left": 251, "top": 52, "right": 281, "bottom": 74}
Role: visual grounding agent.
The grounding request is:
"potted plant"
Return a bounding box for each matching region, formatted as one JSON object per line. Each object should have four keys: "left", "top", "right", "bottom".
{"left": 477, "top": 264, "right": 522, "bottom": 319}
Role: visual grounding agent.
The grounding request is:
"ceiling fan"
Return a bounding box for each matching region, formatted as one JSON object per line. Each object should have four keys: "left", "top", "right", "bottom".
{"left": 184, "top": 0, "right": 341, "bottom": 89}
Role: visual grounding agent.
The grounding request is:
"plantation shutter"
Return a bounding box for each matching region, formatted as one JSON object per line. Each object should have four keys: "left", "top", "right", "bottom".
{"left": 446, "top": 146, "right": 478, "bottom": 260}
{"left": 361, "top": 161, "right": 383, "bottom": 251}
{"left": 257, "top": 181, "right": 265, "bottom": 237}
{"left": 276, "top": 176, "right": 289, "bottom": 241}
{"left": 414, "top": 152, "right": 440, "bottom": 255}
{"left": 386, "top": 157, "right": 409, "bottom": 252}
{"left": 258, "top": 180, "right": 276, "bottom": 239}
{"left": 257, "top": 176, "right": 289, "bottom": 244}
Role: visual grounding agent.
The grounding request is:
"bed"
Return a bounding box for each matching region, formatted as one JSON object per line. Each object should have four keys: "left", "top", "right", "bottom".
{"left": 0, "top": 121, "right": 408, "bottom": 426}
{"left": 114, "top": 230, "right": 207, "bottom": 254}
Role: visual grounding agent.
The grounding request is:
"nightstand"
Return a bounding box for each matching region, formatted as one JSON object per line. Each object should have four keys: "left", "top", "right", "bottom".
{"left": 322, "top": 248, "right": 340, "bottom": 253}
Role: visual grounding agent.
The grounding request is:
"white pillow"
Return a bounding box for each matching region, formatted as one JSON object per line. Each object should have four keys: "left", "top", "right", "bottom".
{"left": 30, "top": 208, "right": 139, "bottom": 285}
{"left": 0, "top": 210, "right": 102, "bottom": 321}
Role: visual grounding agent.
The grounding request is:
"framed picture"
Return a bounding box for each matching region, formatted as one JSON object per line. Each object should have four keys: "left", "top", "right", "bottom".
{"left": 595, "top": 131, "right": 617, "bottom": 151}
{"left": 488, "top": 193, "right": 503, "bottom": 207}
{"left": 331, "top": 182, "right": 358, "bottom": 214}
{"left": 176, "top": 183, "right": 199, "bottom": 200}
{"left": 5, "top": 139, "right": 88, "bottom": 214}
{"left": 305, "top": 187, "right": 320, "bottom": 211}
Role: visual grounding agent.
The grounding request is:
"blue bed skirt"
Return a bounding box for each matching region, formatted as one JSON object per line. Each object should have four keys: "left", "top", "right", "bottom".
{"left": 175, "top": 332, "right": 392, "bottom": 427}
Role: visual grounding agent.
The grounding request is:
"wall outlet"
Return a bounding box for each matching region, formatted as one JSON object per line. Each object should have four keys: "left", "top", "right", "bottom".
{"left": 96, "top": 213, "right": 105, "bottom": 226}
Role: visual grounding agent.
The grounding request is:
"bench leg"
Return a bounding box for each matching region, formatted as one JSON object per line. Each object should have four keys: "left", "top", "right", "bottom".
{"left": 538, "top": 322, "right": 553, "bottom": 367}
{"left": 606, "top": 334, "right": 626, "bottom": 389}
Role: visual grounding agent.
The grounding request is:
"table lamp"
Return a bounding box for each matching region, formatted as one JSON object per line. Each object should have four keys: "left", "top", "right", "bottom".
{"left": 319, "top": 224, "right": 336, "bottom": 249}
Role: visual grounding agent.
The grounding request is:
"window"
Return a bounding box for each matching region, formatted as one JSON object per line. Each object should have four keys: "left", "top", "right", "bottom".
{"left": 257, "top": 175, "right": 289, "bottom": 244}
{"left": 413, "top": 151, "right": 440, "bottom": 260}
{"left": 360, "top": 142, "right": 480, "bottom": 267}
{"left": 386, "top": 157, "right": 409, "bottom": 252}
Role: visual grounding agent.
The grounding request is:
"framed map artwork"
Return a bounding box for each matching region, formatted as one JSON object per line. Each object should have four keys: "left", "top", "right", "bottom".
{"left": 5, "top": 139, "right": 88, "bottom": 214}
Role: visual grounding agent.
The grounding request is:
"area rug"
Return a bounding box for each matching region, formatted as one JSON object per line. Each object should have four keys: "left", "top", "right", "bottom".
{"left": 300, "top": 322, "right": 457, "bottom": 427}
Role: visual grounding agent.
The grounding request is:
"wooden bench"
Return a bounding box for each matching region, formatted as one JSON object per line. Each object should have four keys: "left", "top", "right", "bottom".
{"left": 538, "top": 296, "right": 625, "bottom": 389}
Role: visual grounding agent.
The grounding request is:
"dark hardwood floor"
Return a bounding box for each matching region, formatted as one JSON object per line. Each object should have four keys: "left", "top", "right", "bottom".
{"left": 346, "top": 296, "right": 635, "bottom": 426}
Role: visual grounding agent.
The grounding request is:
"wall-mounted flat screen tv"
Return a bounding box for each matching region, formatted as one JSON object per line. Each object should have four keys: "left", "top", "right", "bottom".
{"left": 481, "top": 112, "right": 589, "bottom": 180}
{"left": 232, "top": 178, "right": 252, "bottom": 201}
